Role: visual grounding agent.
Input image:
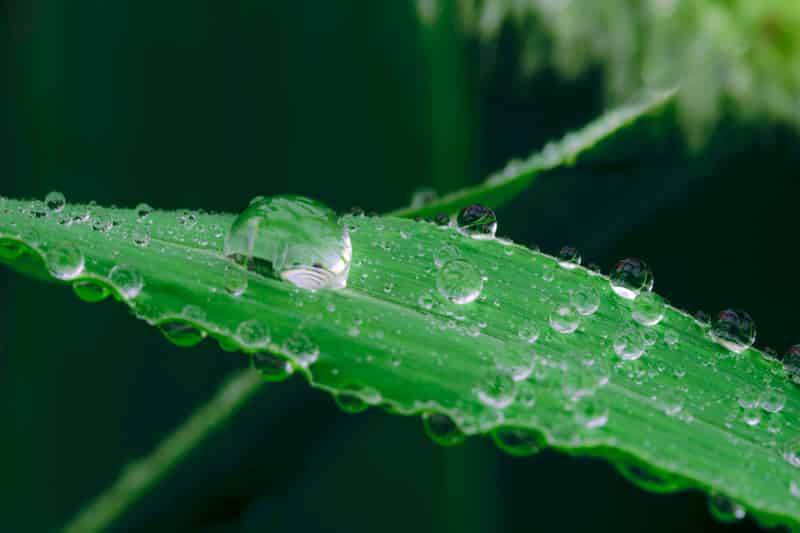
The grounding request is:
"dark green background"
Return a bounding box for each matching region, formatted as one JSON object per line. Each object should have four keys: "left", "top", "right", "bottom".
{"left": 1, "top": 2, "right": 797, "bottom": 532}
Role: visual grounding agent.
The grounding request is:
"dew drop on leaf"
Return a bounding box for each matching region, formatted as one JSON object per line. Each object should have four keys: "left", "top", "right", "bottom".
{"left": 46, "top": 243, "right": 84, "bottom": 280}
{"left": 72, "top": 280, "right": 110, "bottom": 303}
{"left": 708, "top": 493, "right": 746, "bottom": 523}
{"left": 223, "top": 265, "right": 248, "bottom": 297}
{"left": 710, "top": 309, "right": 756, "bottom": 353}
{"left": 224, "top": 195, "right": 352, "bottom": 290}
{"left": 132, "top": 230, "right": 150, "bottom": 247}
{"left": 251, "top": 352, "right": 293, "bottom": 382}
{"left": 570, "top": 286, "right": 599, "bottom": 316}
{"left": 632, "top": 292, "right": 665, "bottom": 326}
{"left": 159, "top": 320, "right": 206, "bottom": 347}
{"left": 422, "top": 412, "right": 464, "bottom": 447}
{"left": 235, "top": 319, "right": 271, "bottom": 349}
{"left": 609, "top": 258, "right": 653, "bottom": 300}
{"left": 476, "top": 370, "right": 516, "bottom": 409}
{"left": 491, "top": 427, "right": 543, "bottom": 456}
{"left": 334, "top": 393, "right": 369, "bottom": 413}
{"left": 135, "top": 203, "right": 153, "bottom": 221}
{"left": 516, "top": 321, "right": 540, "bottom": 343}
{"left": 613, "top": 326, "right": 646, "bottom": 360}
{"left": 109, "top": 265, "right": 144, "bottom": 300}
{"left": 573, "top": 397, "right": 609, "bottom": 429}
{"left": 783, "top": 437, "right": 800, "bottom": 467}
{"left": 44, "top": 191, "right": 66, "bottom": 213}
{"left": 433, "top": 244, "right": 460, "bottom": 268}
{"left": 436, "top": 258, "right": 483, "bottom": 305}
{"left": 549, "top": 303, "right": 580, "bottom": 334}
{"left": 758, "top": 387, "right": 785, "bottom": 413}
{"left": 557, "top": 245, "right": 581, "bottom": 269}
{"left": 456, "top": 204, "right": 497, "bottom": 239}
{"left": 282, "top": 331, "right": 319, "bottom": 367}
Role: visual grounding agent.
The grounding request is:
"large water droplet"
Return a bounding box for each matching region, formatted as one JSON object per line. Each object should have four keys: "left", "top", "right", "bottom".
{"left": 282, "top": 331, "right": 319, "bottom": 367}
{"left": 549, "top": 303, "right": 580, "bottom": 334}
{"left": 44, "top": 191, "right": 66, "bottom": 212}
{"left": 422, "top": 413, "right": 464, "bottom": 447}
{"left": 476, "top": 371, "right": 516, "bottom": 409}
{"left": 707, "top": 493, "right": 745, "bottom": 523}
{"left": 614, "top": 326, "right": 646, "bottom": 360}
{"left": 73, "top": 280, "right": 110, "bottom": 303}
{"left": 491, "top": 427, "right": 543, "bottom": 456}
{"left": 236, "top": 319, "right": 271, "bottom": 349}
{"left": 251, "top": 352, "right": 293, "bottom": 381}
{"left": 46, "top": 243, "right": 85, "bottom": 280}
{"left": 456, "top": 204, "right": 497, "bottom": 239}
{"left": 570, "top": 286, "right": 599, "bottom": 316}
{"left": 557, "top": 245, "right": 581, "bottom": 269}
{"left": 224, "top": 196, "right": 351, "bottom": 290}
{"left": 710, "top": 309, "right": 755, "bottom": 353}
{"left": 436, "top": 258, "right": 483, "bottom": 304}
{"left": 159, "top": 320, "right": 206, "bottom": 347}
{"left": 109, "top": 265, "right": 144, "bottom": 299}
{"left": 632, "top": 292, "right": 665, "bottom": 326}
{"left": 610, "top": 258, "right": 653, "bottom": 300}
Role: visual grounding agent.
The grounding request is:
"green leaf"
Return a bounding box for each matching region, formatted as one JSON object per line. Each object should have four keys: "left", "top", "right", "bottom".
{"left": 390, "top": 88, "right": 676, "bottom": 218}
{"left": 1, "top": 192, "right": 798, "bottom": 530}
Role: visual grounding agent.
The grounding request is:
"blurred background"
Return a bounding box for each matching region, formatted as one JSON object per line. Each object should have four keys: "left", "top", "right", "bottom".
{"left": 1, "top": 1, "right": 799, "bottom": 531}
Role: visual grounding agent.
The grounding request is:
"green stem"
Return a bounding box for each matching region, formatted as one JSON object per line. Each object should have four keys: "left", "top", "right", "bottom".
{"left": 61, "top": 370, "right": 265, "bottom": 533}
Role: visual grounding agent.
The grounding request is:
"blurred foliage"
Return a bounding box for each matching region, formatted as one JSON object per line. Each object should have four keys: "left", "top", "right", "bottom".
{"left": 418, "top": 0, "right": 800, "bottom": 146}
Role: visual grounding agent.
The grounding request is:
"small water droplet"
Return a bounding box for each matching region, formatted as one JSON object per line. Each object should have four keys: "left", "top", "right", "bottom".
{"left": 72, "top": 280, "right": 110, "bottom": 303}
{"left": 632, "top": 292, "right": 665, "bottom": 326}
{"left": 159, "top": 320, "right": 206, "bottom": 347}
{"left": 109, "top": 265, "right": 144, "bottom": 299}
{"left": 790, "top": 480, "right": 800, "bottom": 498}
{"left": 236, "top": 319, "right": 271, "bottom": 349}
{"left": 574, "top": 397, "right": 609, "bottom": 429}
{"left": 557, "top": 245, "right": 581, "bottom": 269}
{"left": 549, "top": 303, "right": 580, "bottom": 334}
{"left": 456, "top": 204, "right": 497, "bottom": 239}
{"left": 223, "top": 265, "right": 248, "bottom": 297}
{"left": 476, "top": 371, "right": 516, "bottom": 409}
{"left": 759, "top": 387, "right": 786, "bottom": 413}
{"left": 132, "top": 230, "right": 150, "bottom": 247}
{"left": 610, "top": 258, "right": 653, "bottom": 300}
{"left": 44, "top": 191, "right": 66, "bottom": 212}
{"left": 710, "top": 309, "right": 755, "bottom": 353}
{"left": 92, "top": 218, "right": 112, "bottom": 232}
{"left": 613, "top": 326, "right": 646, "bottom": 360}
{"left": 334, "top": 393, "right": 369, "bottom": 413}
{"left": 422, "top": 413, "right": 464, "bottom": 446}
{"left": 570, "top": 286, "right": 599, "bottom": 316}
{"left": 517, "top": 321, "right": 540, "bottom": 343}
{"left": 664, "top": 330, "right": 679, "bottom": 347}
{"left": 492, "top": 427, "right": 543, "bottom": 456}
{"left": 182, "top": 305, "right": 206, "bottom": 322}
{"left": 436, "top": 258, "right": 483, "bottom": 305}
{"left": 433, "top": 244, "right": 460, "bottom": 268}
{"left": 282, "top": 331, "right": 319, "bottom": 367}
{"left": 46, "top": 243, "right": 85, "bottom": 280}
{"left": 224, "top": 196, "right": 351, "bottom": 290}
{"left": 433, "top": 213, "right": 451, "bottom": 226}
{"left": 179, "top": 210, "right": 198, "bottom": 228}
{"left": 708, "top": 493, "right": 745, "bottom": 523}
{"left": 251, "top": 352, "right": 293, "bottom": 381}
{"left": 782, "top": 437, "right": 800, "bottom": 467}
{"left": 659, "top": 389, "right": 684, "bottom": 416}
{"left": 135, "top": 203, "right": 153, "bottom": 220}
{"left": 28, "top": 200, "right": 47, "bottom": 218}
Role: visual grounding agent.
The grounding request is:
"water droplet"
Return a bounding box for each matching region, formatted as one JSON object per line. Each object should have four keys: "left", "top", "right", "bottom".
{"left": 410, "top": 187, "right": 438, "bottom": 208}
{"left": 182, "top": 305, "right": 206, "bottom": 322}
{"left": 109, "top": 265, "right": 144, "bottom": 299}
{"left": 783, "top": 437, "right": 800, "bottom": 467}
{"left": 334, "top": 393, "right": 369, "bottom": 413}
{"left": 708, "top": 493, "right": 745, "bottom": 523}
{"left": 784, "top": 345, "right": 800, "bottom": 384}
{"left": 664, "top": 330, "right": 679, "bottom": 347}
{"left": 135, "top": 203, "right": 153, "bottom": 220}
{"left": 282, "top": 332, "right": 319, "bottom": 367}
{"left": 433, "top": 244, "right": 460, "bottom": 268}
{"left": 92, "top": 218, "right": 112, "bottom": 232}
{"left": 476, "top": 371, "right": 516, "bottom": 409}
{"left": 659, "top": 389, "right": 684, "bottom": 416}
{"left": 159, "top": 320, "right": 206, "bottom": 347}
{"left": 45, "top": 243, "right": 85, "bottom": 280}
{"left": 557, "top": 245, "right": 581, "bottom": 269}
{"left": 632, "top": 292, "right": 665, "bottom": 326}
{"left": 44, "top": 191, "right": 66, "bottom": 212}
{"left": 517, "top": 321, "right": 540, "bottom": 343}
{"left": 791, "top": 480, "right": 800, "bottom": 498}
{"left": 422, "top": 413, "right": 464, "bottom": 446}
{"left": 741, "top": 406, "right": 762, "bottom": 426}
{"left": 179, "top": 210, "right": 198, "bottom": 228}
{"left": 574, "top": 397, "right": 609, "bottom": 429}
{"left": 613, "top": 326, "right": 646, "bottom": 360}
{"left": 436, "top": 258, "right": 483, "bottom": 304}
{"left": 610, "top": 258, "right": 653, "bottom": 300}
{"left": 223, "top": 265, "right": 248, "bottom": 297}
{"left": 492, "top": 427, "right": 543, "bottom": 456}
{"left": 132, "top": 230, "right": 150, "bottom": 247}
{"left": 224, "top": 196, "right": 352, "bottom": 290}
{"left": 236, "top": 319, "right": 271, "bottom": 349}
{"left": 251, "top": 352, "right": 293, "bottom": 381}
{"left": 72, "top": 280, "right": 110, "bottom": 303}
{"left": 759, "top": 387, "right": 786, "bottom": 413}
{"left": 433, "top": 213, "right": 451, "bottom": 226}
{"left": 549, "top": 303, "right": 580, "bottom": 334}
{"left": 570, "top": 286, "right": 599, "bottom": 316}
{"left": 456, "top": 204, "right": 497, "bottom": 239}
{"left": 710, "top": 309, "right": 755, "bottom": 353}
